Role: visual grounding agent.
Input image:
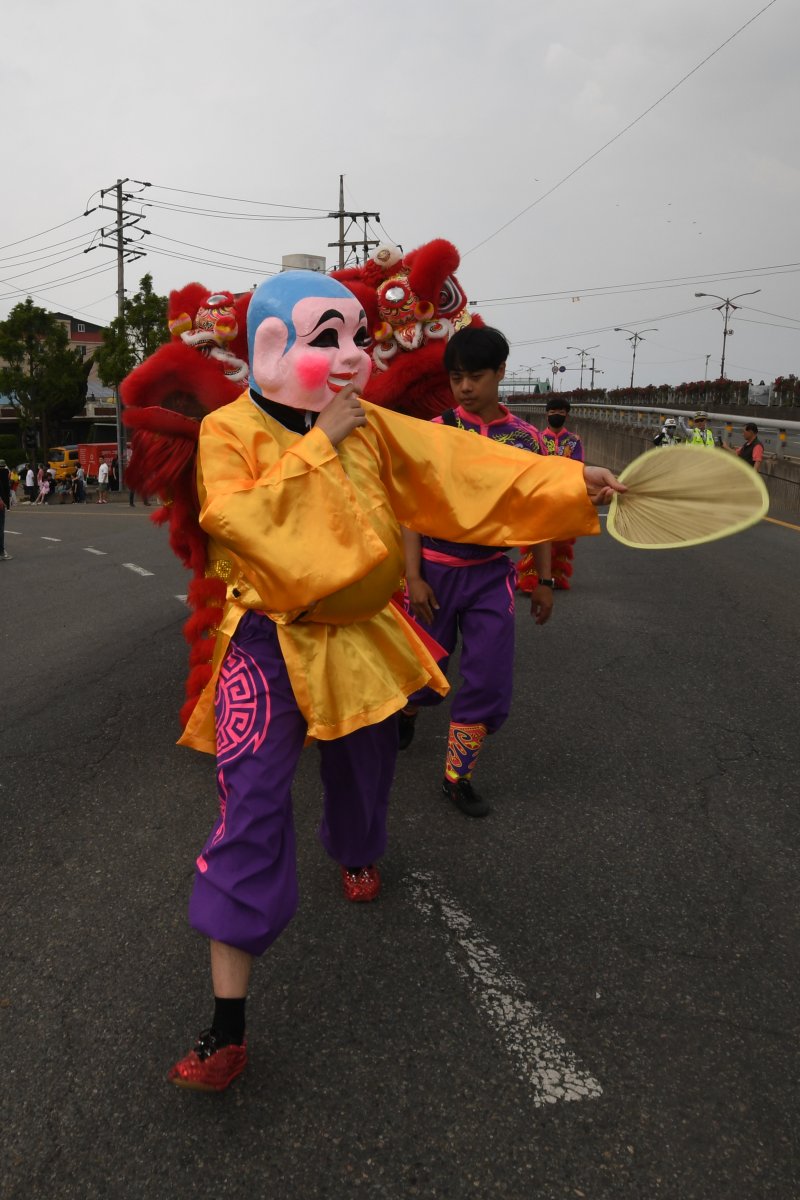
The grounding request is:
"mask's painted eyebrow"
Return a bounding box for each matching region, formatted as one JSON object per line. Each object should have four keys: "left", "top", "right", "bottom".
{"left": 306, "top": 308, "right": 344, "bottom": 333}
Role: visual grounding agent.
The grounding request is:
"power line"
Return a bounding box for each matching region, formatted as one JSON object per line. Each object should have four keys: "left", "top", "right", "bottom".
{"left": 144, "top": 244, "right": 278, "bottom": 277}
{"left": 473, "top": 260, "right": 800, "bottom": 308}
{"left": 744, "top": 304, "right": 800, "bottom": 325}
{"left": 138, "top": 198, "right": 325, "bottom": 223}
{"left": 138, "top": 181, "right": 329, "bottom": 213}
{"left": 0, "top": 228, "right": 105, "bottom": 266}
{"left": 0, "top": 261, "right": 118, "bottom": 302}
{"left": 0, "top": 212, "right": 93, "bottom": 254}
{"left": 0, "top": 248, "right": 101, "bottom": 282}
{"left": 737, "top": 316, "right": 800, "bottom": 332}
{"left": 147, "top": 233, "right": 286, "bottom": 270}
{"left": 510, "top": 302, "right": 707, "bottom": 348}
{"left": 464, "top": 0, "right": 780, "bottom": 257}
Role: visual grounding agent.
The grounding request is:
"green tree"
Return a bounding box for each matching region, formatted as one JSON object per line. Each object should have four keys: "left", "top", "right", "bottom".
{"left": 94, "top": 273, "right": 169, "bottom": 388}
{"left": 0, "top": 299, "right": 90, "bottom": 454}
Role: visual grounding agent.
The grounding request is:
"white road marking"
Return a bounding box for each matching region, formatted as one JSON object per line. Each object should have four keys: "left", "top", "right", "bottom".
{"left": 84, "top": 547, "right": 107, "bottom": 556}
{"left": 122, "top": 562, "right": 154, "bottom": 577}
{"left": 408, "top": 871, "right": 602, "bottom": 1107}
{"left": 7, "top": 530, "right": 21, "bottom": 536}
{"left": 175, "top": 594, "right": 188, "bottom": 605}
{"left": 42, "top": 536, "right": 61, "bottom": 542}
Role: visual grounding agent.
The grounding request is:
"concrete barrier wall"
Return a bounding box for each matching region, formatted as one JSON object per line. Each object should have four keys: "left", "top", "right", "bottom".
{"left": 572, "top": 420, "right": 800, "bottom": 516}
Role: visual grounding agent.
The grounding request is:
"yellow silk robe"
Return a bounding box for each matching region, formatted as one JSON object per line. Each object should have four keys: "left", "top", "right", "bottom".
{"left": 179, "top": 393, "right": 600, "bottom": 752}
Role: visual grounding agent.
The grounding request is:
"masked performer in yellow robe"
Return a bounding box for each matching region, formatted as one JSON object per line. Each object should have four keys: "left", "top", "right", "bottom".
{"left": 168, "top": 270, "right": 621, "bottom": 1091}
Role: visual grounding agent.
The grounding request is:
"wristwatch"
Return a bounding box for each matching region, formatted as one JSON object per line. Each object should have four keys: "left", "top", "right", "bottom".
{"left": 538, "top": 578, "right": 556, "bottom": 589}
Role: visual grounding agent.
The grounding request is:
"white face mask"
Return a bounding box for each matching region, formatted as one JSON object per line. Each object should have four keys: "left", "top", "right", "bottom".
{"left": 250, "top": 295, "right": 372, "bottom": 413}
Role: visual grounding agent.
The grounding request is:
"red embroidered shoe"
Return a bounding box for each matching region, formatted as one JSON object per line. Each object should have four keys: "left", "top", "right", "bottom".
{"left": 341, "top": 864, "right": 381, "bottom": 903}
{"left": 167, "top": 1029, "right": 248, "bottom": 1092}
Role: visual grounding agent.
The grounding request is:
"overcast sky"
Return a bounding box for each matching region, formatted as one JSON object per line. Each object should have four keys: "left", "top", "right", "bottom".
{"left": 2, "top": 0, "right": 797, "bottom": 390}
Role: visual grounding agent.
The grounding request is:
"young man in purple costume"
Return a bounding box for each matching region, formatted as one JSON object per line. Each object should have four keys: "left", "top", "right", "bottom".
{"left": 400, "top": 326, "right": 556, "bottom": 818}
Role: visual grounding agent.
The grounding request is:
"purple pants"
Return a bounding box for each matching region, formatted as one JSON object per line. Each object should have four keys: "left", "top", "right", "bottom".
{"left": 408, "top": 555, "right": 516, "bottom": 732}
{"left": 189, "top": 612, "right": 398, "bottom": 956}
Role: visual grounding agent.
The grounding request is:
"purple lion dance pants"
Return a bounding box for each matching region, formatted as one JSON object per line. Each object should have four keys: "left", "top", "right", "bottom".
{"left": 408, "top": 555, "right": 516, "bottom": 732}
{"left": 189, "top": 611, "right": 398, "bottom": 956}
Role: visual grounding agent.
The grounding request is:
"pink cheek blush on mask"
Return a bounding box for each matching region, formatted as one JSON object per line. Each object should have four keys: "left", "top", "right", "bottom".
{"left": 293, "top": 351, "right": 331, "bottom": 393}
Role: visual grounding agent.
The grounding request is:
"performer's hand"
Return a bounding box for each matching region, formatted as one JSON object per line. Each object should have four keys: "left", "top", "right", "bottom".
{"left": 529, "top": 584, "right": 554, "bottom": 626}
{"left": 315, "top": 383, "right": 367, "bottom": 446}
{"left": 407, "top": 576, "right": 439, "bottom": 626}
{"left": 583, "top": 465, "right": 627, "bottom": 507}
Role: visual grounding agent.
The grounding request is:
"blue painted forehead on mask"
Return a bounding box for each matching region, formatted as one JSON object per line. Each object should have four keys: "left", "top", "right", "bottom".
{"left": 247, "top": 271, "right": 356, "bottom": 361}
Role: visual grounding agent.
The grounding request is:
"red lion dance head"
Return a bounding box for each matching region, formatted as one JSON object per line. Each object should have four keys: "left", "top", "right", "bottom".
{"left": 333, "top": 238, "right": 482, "bottom": 419}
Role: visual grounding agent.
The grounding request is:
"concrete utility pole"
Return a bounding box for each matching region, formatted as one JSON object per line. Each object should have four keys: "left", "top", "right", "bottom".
{"left": 97, "top": 178, "right": 146, "bottom": 488}
{"left": 328, "top": 175, "right": 380, "bottom": 269}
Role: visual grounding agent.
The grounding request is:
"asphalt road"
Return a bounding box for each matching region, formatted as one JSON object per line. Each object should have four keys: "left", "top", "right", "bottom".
{"left": 1, "top": 502, "right": 798, "bottom": 1200}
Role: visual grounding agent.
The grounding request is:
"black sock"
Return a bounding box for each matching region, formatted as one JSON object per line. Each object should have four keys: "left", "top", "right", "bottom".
{"left": 212, "top": 997, "right": 246, "bottom": 1047}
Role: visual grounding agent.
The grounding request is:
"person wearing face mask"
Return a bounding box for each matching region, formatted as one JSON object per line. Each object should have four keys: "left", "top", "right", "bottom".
{"left": 534, "top": 398, "right": 585, "bottom": 589}
{"left": 166, "top": 271, "right": 624, "bottom": 1092}
{"left": 653, "top": 417, "right": 680, "bottom": 447}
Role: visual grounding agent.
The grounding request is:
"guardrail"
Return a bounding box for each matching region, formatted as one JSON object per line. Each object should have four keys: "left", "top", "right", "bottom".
{"left": 506, "top": 403, "right": 800, "bottom": 460}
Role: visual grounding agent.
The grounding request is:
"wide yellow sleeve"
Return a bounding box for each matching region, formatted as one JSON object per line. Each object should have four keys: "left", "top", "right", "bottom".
{"left": 197, "top": 404, "right": 390, "bottom": 613}
{"left": 362, "top": 401, "right": 601, "bottom": 546}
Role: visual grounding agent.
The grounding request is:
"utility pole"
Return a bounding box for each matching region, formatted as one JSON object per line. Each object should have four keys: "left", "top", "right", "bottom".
{"left": 96, "top": 178, "right": 146, "bottom": 488}
{"left": 328, "top": 175, "right": 380, "bottom": 269}
{"left": 590, "top": 358, "right": 604, "bottom": 388}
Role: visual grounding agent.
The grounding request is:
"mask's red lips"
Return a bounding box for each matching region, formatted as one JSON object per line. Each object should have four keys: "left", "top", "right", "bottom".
{"left": 328, "top": 371, "right": 356, "bottom": 394}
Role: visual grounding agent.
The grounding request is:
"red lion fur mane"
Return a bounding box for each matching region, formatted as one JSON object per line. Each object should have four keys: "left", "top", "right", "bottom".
{"left": 121, "top": 284, "right": 250, "bottom": 726}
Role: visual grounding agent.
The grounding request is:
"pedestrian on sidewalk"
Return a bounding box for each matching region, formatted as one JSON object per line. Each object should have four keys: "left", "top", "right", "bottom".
{"left": 97, "top": 459, "right": 110, "bottom": 503}
{"left": 73, "top": 466, "right": 86, "bottom": 503}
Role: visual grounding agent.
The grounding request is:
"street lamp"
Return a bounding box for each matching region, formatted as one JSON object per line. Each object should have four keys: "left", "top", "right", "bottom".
{"left": 520, "top": 364, "right": 536, "bottom": 391}
{"left": 614, "top": 327, "right": 657, "bottom": 388}
{"left": 694, "top": 290, "right": 761, "bottom": 379}
{"left": 566, "top": 344, "right": 599, "bottom": 389}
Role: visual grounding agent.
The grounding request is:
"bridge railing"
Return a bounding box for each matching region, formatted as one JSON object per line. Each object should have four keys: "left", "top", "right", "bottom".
{"left": 506, "top": 403, "right": 800, "bottom": 460}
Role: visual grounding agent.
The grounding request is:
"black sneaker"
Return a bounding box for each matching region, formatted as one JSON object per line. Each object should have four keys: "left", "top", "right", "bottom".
{"left": 442, "top": 777, "right": 491, "bottom": 818}
{"left": 397, "top": 710, "right": 417, "bottom": 750}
